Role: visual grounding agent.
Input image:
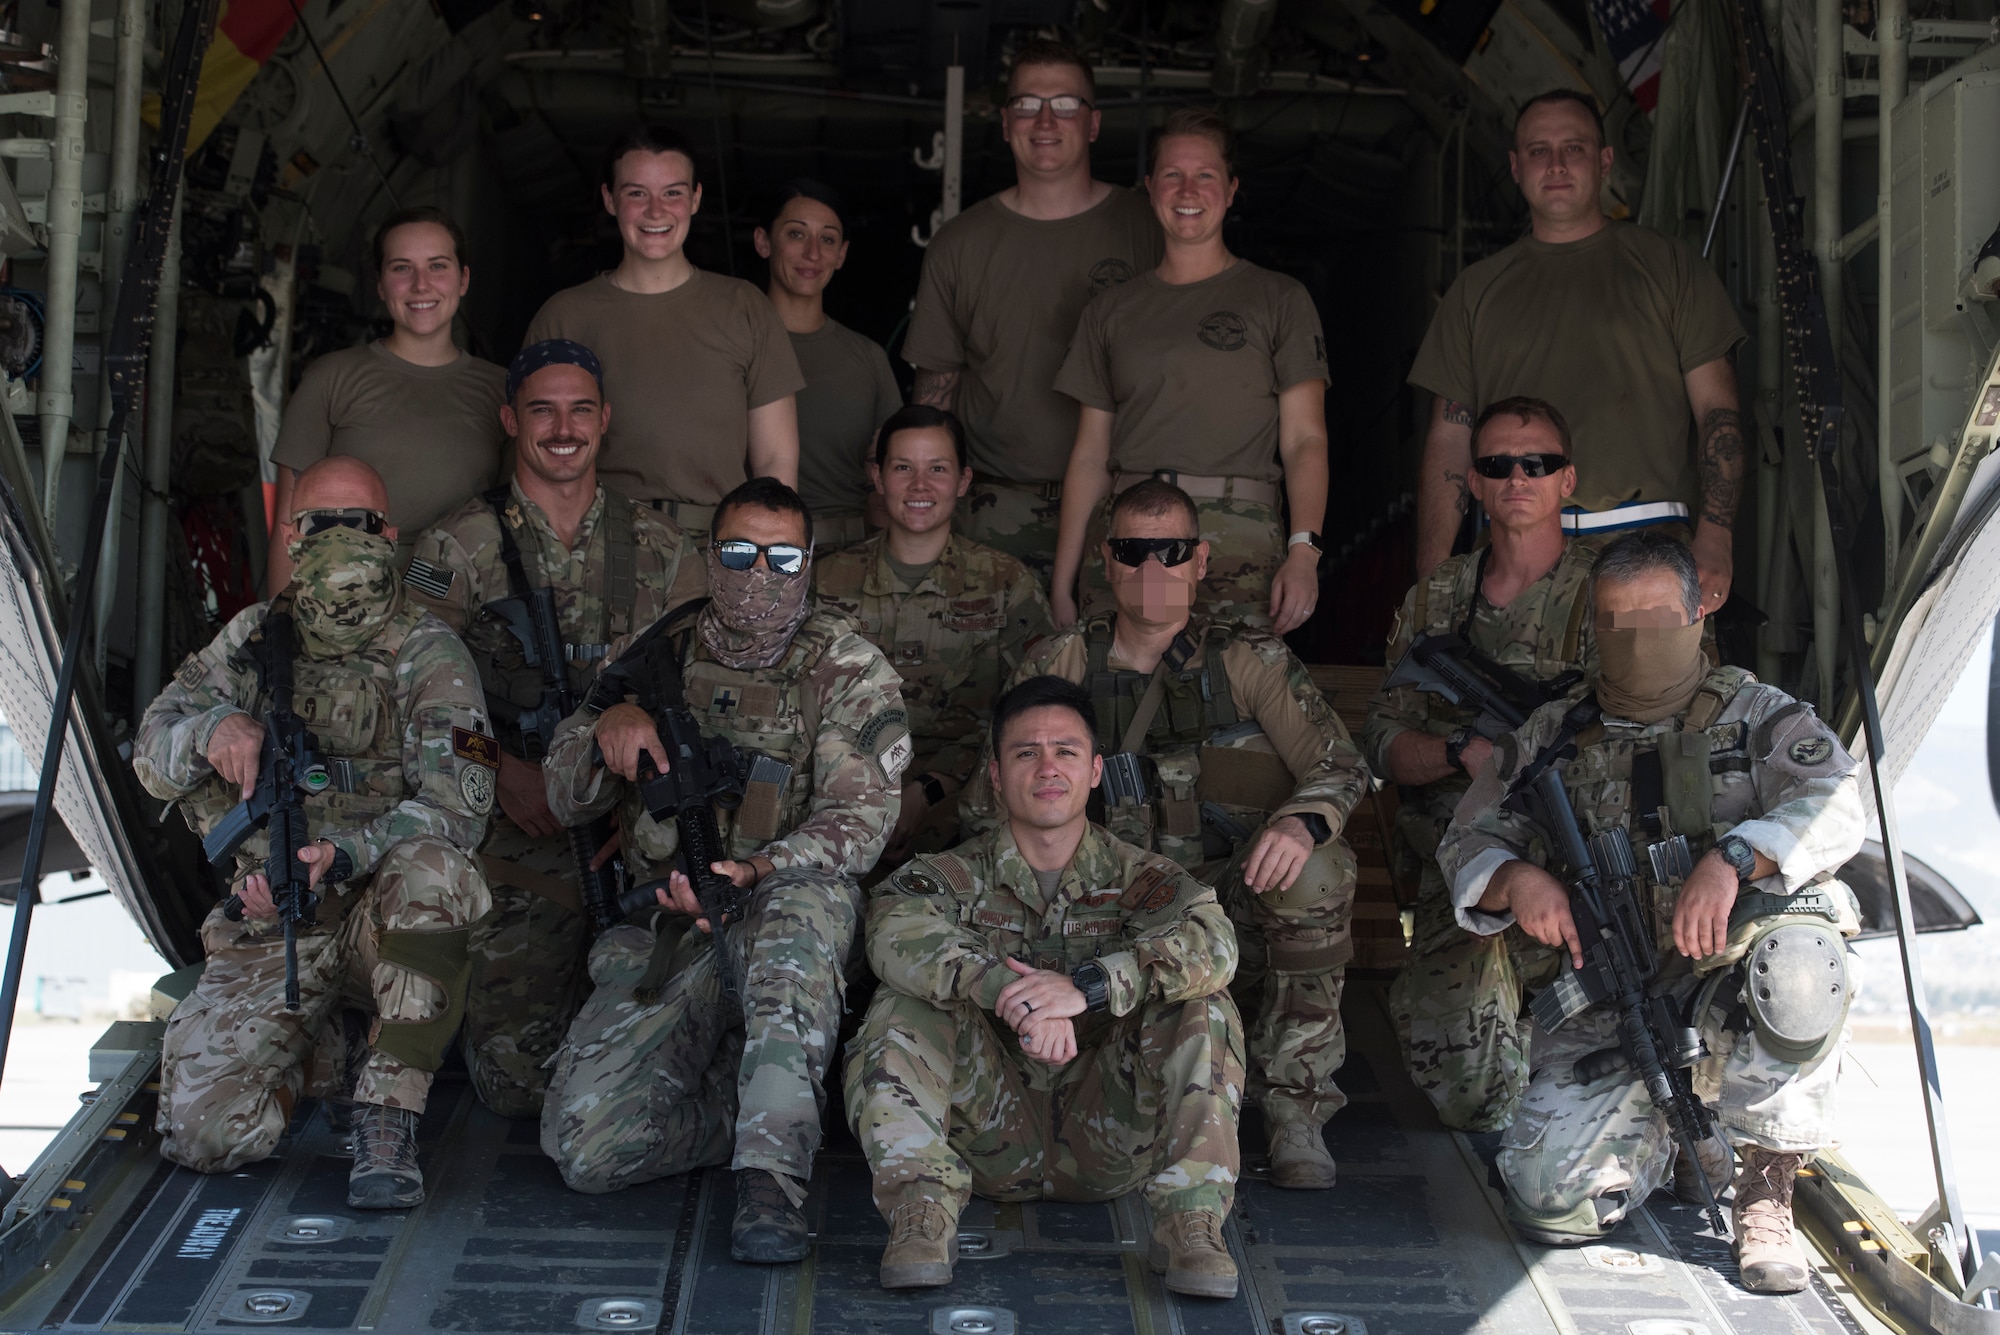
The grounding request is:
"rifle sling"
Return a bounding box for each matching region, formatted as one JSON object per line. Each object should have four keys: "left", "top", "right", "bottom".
{"left": 1120, "top": 663, "right": 1172, "bottom": 756}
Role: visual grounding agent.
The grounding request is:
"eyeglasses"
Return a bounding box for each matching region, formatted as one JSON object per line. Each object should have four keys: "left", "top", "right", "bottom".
{"left": 1471, "top": 452, "right": 1569, "bottom": 479}
{"left": 293, "top": 507, "right": 387, "bottom": 537}
{"left": 1006, "top": 93, "right": 1094, "bottom": 120}
{"left": 713, "top": 540, "right": 809, "bottom": 576}
{"left": 1107, "top": 536, "right": 1199, "bottom": 568}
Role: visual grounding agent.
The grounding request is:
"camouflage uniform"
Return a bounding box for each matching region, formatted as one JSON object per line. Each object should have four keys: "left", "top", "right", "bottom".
{"left": 843, "top": 822, "right": 1243, "bottom": 1220}
{"left": 133, "top": 597, "right": 495, "bottom": 1174}
{"left": 1437, "top": 666, "right": 1865, "bottom": 1238}
{"left": 961, "top": 615, "right": 1368, "bottom": 1131}
{"left": 404, "top": 480, "right": 706, "bottom": 1118}
{"left": 813, "top": 532, "right": 1052, "bottom": 851}
{"left": 957, "top": 479, "right": 1063, "bottom": 584}
{"left": 538, "top": 610, "right": 908, "bottom": 1193}
{"left": 1077, "top": 492, "right": 1285, "bottom": 628}
{"left": 1362, "top": 542, "right": 1597, "bottom": 1131}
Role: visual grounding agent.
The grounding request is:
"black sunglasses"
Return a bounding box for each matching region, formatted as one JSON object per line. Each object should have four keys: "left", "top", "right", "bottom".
{"left": 294, "top": 508, "right": 387, "bottom": 537}
{"left": 714, "top": 540, "right": 808, "bottom": 576}
{"left": 1471, "top": 452, "right": 1569, "bottom": 479}
{"left": 1107, "top": 536, "right": 1199, "bottom": 569}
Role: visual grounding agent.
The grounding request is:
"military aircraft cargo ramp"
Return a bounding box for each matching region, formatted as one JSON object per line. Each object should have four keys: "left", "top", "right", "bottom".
{"left": 0, "top": 980, "right": 1912, "bottom": 1335}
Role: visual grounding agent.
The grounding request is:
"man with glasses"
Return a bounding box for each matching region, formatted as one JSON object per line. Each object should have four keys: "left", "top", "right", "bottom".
{"left": 402, "top": 340, "right": 708, "bottom": 1120}
{"left": 537, "top": 477, "right": 909, "bottom": 1268}
{"left": 904, "top": 38, "right": 1161, "bottom": 580}
{"left": 134, "top": 456, "right": 498, "bottom": 1210}
{"left": 1364, "top": 396, "right": 1595, "bottom": 1135}
{"left": 959, "top": 480, "right": 1368, "bottom": 1191}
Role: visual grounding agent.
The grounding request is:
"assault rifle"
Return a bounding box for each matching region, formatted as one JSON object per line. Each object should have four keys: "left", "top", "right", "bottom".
{"left": 206, "top": 610, "right": 328, "bottom": 1011}
{"left": 1512, "top": 710, "right": 1729, "bottom": 1235}
{"left": 587, "top": 603, "right": 751, "bottom": 1002}
{"left": 484, "top": 586, "right": 627, "bottom": 934}
{"left": 1383, "top": 631, "right": 1572, "bottom": 740}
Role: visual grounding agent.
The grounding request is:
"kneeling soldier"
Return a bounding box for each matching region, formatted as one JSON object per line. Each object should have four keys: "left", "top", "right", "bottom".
{"left": 537, "top": 478, "right": 908, "bottom": 1266}
{"left": 1439, "top": 532, "right": 1863, "bottom": 1293}
{"left": 960, "top": 479, "right": 1367, "bottom": 1189}
{"left": 134, "top": 457, "right": 496, "bottom": 1209}
{"left": 845, "top": 676, "right": 1245, "bottom": 1297}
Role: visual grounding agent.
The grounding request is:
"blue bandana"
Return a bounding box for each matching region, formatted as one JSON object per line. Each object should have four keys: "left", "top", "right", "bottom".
{"left": 506, "top": 338, "right": 605, "bottom": 401}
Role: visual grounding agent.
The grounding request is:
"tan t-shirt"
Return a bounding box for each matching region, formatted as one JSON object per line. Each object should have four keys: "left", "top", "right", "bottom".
{"left": 1055, "top": 259, "right": 1327, "bottom": 483}
{"left": 270, "top": 341, "right": 507, "bottom": 557}
{"left": 1409, "top": 222, "right": 1745, "bottom": 513}
{"left": 905, "top": 187, "right": 1162, "bottom": 484}
{"left": 792, "top": 318, "right": 902, "bottom": 519}
{"left": 523, "top": 269, "right": 806, "bottom": 505}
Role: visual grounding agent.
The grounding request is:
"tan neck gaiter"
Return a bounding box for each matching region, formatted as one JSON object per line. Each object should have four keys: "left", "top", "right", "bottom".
{"left": 1596, "top": 622, "right": 1706, "bottom": 724}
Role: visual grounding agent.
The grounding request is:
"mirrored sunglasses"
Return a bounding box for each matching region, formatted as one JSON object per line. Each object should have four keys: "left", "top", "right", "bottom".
{"left": 713, "top": 540, "right": 808, "bottom": 576}
{"left": 1006, "top": 93, "right": 1094, "bottom": 119}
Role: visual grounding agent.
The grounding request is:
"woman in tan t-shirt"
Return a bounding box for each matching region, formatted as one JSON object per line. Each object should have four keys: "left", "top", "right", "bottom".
{"left": 266, "top": 207, "right": 507, "bottom": 591}
{"left": 1050, "top": 108, "right": 1330, "bottom": 633}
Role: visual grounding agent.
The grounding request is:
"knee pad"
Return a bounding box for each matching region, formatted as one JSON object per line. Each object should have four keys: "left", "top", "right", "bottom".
{"left": 1505, "top": 1191, "right": 1628, "bottom": 1246}
{"left": 372, "top": 927, "right": 474, "bottom": 1072}
{"left": 1256, "top": 839, "right": 1357, "bottom": 914}
{"left": 1741, "top": 921, "right": 1850, "bottom": 1063}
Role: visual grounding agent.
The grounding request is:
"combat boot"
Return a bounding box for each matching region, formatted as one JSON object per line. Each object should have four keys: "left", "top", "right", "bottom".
{"left": 732, "top": 1169, "right": 810, "bottom": 1264}
{"left": 1672, "top": 1133, "right": 1733, "bottom": 1206}
{"left": 1268, "top": 1120, "right": 1338, "bottom": 1190}
{"left": 1149, "top": 1209, "right": 1239, "bottom": 1299}
{"left": 1733, "top": 1146, "right": 1810, "bottom": 1294}
{"left": 347, "top": 1104, "right": 423, "bottom": 1209}
{"left": 326, "top": 1008, "right": 370, "bottom": 1135}
{"left": 879, "top": 1198, "right": 956, "bottom": 1289}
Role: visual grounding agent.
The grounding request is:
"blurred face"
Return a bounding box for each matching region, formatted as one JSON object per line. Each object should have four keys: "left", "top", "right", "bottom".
{"left": 1510, "top": 100, "right": 1611, "bottom": 228}
{"left": 870, "top": 427, "right": 969, "bottom": 536}
{"left": 1595, "top": 567, "right": 1698, "bottom": 629}
{"left": 1470, "top": 414, "right": 1574, "bottom": 530}
{"left": 1004, "top": 61, "right": 1099, "bottom": 179}
{"left": 501, "top": 363, "right": 606, "bottom": 487}
{"left": 1105, "top": 505, "right": 1208, "bottom": 629}
{"left": 754, "top": 197, "right": 847, "bottom": 300}
{"left": 991, "top": 704, "right": 1102, "bottom": 833}
{"left": 376, "top": 222, "right": 467, "bottom": 338}
{"left": 603, "top": 149, "right": 702, "bottom": 262}
{"left": 714, "top": 503, "right": 809, "bottom": 560}
{"left": 1147, "top": 134, "right": 1237, "bottom": 246}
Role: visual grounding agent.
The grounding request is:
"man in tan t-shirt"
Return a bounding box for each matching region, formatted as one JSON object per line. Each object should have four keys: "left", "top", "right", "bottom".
{"left": 905, "top": 38, "right": 1161, "bottom": 579}
{"left": 525, "top": 124, "right": 803, "bottom": 536}
{"left": 1409, "top": 90, "right": 1746, "bottom": 613}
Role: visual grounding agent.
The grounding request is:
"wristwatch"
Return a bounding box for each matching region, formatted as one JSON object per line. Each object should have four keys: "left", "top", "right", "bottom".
{"left": 1287, "top": 531, "right": 1323, "bottom": 554}
{"left": 1716, "top": 833, "right": 1758, "bottom": 885}
{"left": 1444, "top": 726, "right": 1476, "bottom": 774}
{"left": 1070, "top": 960, "right": 1111, "bottom": 1014}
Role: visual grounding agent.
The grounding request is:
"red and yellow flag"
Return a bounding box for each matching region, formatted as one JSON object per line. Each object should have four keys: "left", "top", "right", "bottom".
{"left": 144, "top": 0, "right": 298, "bottom": 153}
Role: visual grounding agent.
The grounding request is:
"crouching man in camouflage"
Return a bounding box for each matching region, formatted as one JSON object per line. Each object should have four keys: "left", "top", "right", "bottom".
{"left": 538, "top": 477, "right": 909, "bottom": 1266}
{"left": 1439, "top": 532, "right": 1864, "bottom": 1293}
{"left": 133, "top": 457, "right": 496, "bottom": 1210}
{"left": 846, "top": 676, "right": 1245, "bottom": 1299}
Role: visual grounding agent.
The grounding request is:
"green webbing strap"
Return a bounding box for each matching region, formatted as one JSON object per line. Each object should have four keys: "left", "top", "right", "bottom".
{"left": 371, "top": 926, "right": 474, "bottom": 1072}
{"left": 600, "top": 485, "right": 637, "bottom": 639}
{"left": 1729, "top": 888, "right": 1838, "bottom": 928}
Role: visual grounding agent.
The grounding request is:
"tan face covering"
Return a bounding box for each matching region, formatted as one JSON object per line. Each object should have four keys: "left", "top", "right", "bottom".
{"left": 1596, "top": 621, "right": 1706, "bottom": 724}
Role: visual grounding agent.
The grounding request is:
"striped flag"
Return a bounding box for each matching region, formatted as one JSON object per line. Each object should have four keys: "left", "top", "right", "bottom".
{"left": 144, "top": 0, "right": 299, "bottom": 153}
{"left": 1591, "top": 0, "right": 1672, "bottom": 112}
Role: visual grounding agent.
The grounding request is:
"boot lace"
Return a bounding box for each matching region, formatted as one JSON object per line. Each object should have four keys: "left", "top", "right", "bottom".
{"left": 351, "top": 1104, "right": 416, "bottom": 1174}
{"left": 1175, "top": 1210, "right": 1226, "bottom": 1253}
{"left": 1734, "top": 1151, "right": 1805, "bottom": 1247}
{"left": 1274, "top": 1123, "right": 1324, "bottom": 1156}
{"left": 890, "top": 1200, "right": 950, "bottom": 1244}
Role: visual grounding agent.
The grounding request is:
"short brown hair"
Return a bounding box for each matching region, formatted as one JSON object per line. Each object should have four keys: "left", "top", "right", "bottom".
{"left": 1008, "top": 38, "right": 1095, "bottom": 100}
{"left": 1150, "top": 107, "right": 1236, "bottom": 176}
{"left": 372, "top": 206, "right": 467, "bottom": 273}
{"left": 602, "top": 122, "right": 700, "bottom": 193}
{"left": 1514, "top": 89, "right": 1606, "bottom": 148}
{"left": 1109, "top": 479, "right": 1200, "bottom": 535}
{"left": 1472, "top": 395, "right": 1573, "bottom": 457}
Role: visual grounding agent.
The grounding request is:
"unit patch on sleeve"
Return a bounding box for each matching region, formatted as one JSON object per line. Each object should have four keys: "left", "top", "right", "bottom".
{"left": 174, "top": 653, "right": 206, "bottom": 690}
{"left": 1121, "top": 862, "right": 1179, "bottom": 914}
{"left": 1788, "top": 735, "right": 1834, "bottom": 767}
{"left": 460, "top": 762, "right": 495, "bottom": 814}
{"left": 858, "top": 708, "right": 913, "bottom": 784}
{"left": 403, "top": 559, "right": 456, "bottom": 601}
{"left": 452, "top": 727, "right": 500, "bottom": 769}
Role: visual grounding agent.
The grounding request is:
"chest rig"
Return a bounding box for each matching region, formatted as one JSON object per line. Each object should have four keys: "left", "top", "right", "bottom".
{"left": 475, "top": 485, "right": 637, "bottom": 758}
{"left": 1083, "top": 615, "right": 1248, "bottom": 869}
{"left": 627, "top": 612, "right": 844, "bottom": 868}
{"left": 1415, "top": 546, "right": 1593, "bottom": 699}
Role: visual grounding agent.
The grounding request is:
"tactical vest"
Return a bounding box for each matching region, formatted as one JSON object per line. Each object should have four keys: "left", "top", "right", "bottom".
{"left": 474, "top": 485, "right": 638, "bottom": 757}
{"left": 1412, "top": 542, "right": 1595, "bottom": 682}
{"left": 1082, "top": 614, "right": 1299, "bottom": 870}
{"left": 626, "top": 611, "right": 846, "bottom": 870}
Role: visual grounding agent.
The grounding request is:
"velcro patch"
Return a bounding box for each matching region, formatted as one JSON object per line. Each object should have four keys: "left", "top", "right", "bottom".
{"left": 932, "top": 855, "right": 976, "bottom": 896}
{"left": 1788, "top": 735, "right": 1834, "bottom": 766}
{"left": 1063, "top": 918, "right": 1123, "bottom": 937}
{"left": 857, "top": 707, "right": 910, "bottom": 753}
{"left": 452, "top": 727, "right": 500, "bottom": 769}
{"left": 1081, "top": 888, "right": 1122, "bottom": 908}
{"left": 403, "top": 558, "right": 456, "bottom": 601}
{"left": 973, "top": 908, "right": 1023, "bottom": 931}
{"left": 1121, "top": 862, "right": 1179, "bottom": 914}
{"left": 174, "top": 654, "right": 206, "bottom": 690}
{"left": 897, "top": 870, "right": 942, "bottom": 896}
{"left": 460, "top": 762, "right": 494, "bottom": 814}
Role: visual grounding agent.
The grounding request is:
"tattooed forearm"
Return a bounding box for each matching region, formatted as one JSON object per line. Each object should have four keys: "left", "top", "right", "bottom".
{"left": 912, "top": 368, "right": 960, "bottom": 411}
{"left": 1442, "top": 398, "right": 1474, "bottom": 428}
{"left": 1697, "top": 407, "right": 1745, "bottom": 529}
{"left": 1445, "top": 467, "right": 1471, "bottom": 517}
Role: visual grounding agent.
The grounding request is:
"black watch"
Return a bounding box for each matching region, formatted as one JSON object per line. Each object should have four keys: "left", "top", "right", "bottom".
{"left": 1070, "top": 960, "right": 1110, "bottom": 1014}
{"left": 1444, "top": 727, "right": 1476, "bottom": 774}
{"left": 1716, "top": 834, "right": 1758, "bottom": 885}
{"left": 917, "top": 772, "right": 947, "bottom": 807}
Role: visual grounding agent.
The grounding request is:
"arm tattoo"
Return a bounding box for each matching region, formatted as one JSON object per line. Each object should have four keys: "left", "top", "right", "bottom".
{"left": 912, "top": 368, "right": 960, "bottom": 411}
{"left": 1444, "top": 467, "right": 1471, "bottom": 517}
{"left": 1442, "top": 398, "right": 1474, "bottom": 428}
{"left": 1696, "top": 407, "right": 1746, "bottom": 529}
